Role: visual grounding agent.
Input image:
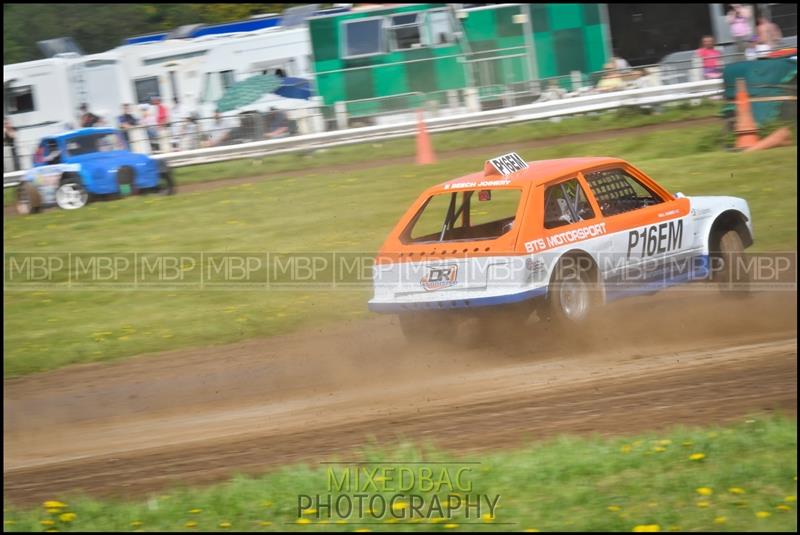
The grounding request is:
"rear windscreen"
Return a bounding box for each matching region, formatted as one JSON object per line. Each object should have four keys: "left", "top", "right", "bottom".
{"left": 405, "top": 189, "right": 521, "bottom": 243}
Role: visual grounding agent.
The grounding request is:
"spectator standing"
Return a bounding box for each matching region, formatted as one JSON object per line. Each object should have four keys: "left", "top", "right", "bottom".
{"left": 140, "top": 104, "right": 159, "bottom": 152}
{"left": 151, "top": 96, "right": 170, "bottom": 152}
{"left": 170, "top": 98, "right": 185, "bottom": 150}
{"left": 727, "top": 4, "right": 754, "bottom": 56}
{"left": 756, "top": 15, "right": 783, "bottom": 56}
{"left": 181, "top": 114, "right": 201, "bottom": 151}
{"left": 696, "top": 36, "right": 723, "bottom": 79}
{"left": 595, "top": 61, "right": 624, "bottom": 92}
{"left": 264, "top": 107, "right": 290, "bottom": 139}
{"left": 4, "top": 117, "right": 21, "bottom": 172}
{"left": 117, "top": 104, "right": 138, "bottom": 145}
{"left": 79, "top": 103, "right": 100, "bottom": 127}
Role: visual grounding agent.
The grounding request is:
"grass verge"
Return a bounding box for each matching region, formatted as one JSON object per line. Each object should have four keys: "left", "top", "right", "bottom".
{"left": 3, "top": 415, "right": 796, "bottom": 532}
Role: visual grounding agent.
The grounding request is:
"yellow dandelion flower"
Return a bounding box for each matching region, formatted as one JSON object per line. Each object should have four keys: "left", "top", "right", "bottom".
{"left": 696, "top": 500, "right": 711, "bottom": 508}
{"left": 40, "top": 520, "right": 55, "bottom": 526}
{"left": 653, "top": 446, "right": 666, "bottom": 453}
{"left": 47, "top": 508, "right": 62, "bottom": 514}
{"left": 384, "top": 518, "right": 398, "bottom": 524}
{"left": 728, "top": 487, "right": 746, "bottom": 495}
{"left": 776, "top": 504, "right": 791, "bottom": 511}
{"left": 43, "top": 501, "right": 66, "bottom": 509}
{"left": 430, "top": 517, "right": 446, "bottom": 523}
{"left": 444, "top": 523, "right": 459, "bottom": 529}
{"left": 185, "top": 521, "right": 198, "bottom": 528}
{"left": 481, "top": 512, "right": 495, "bottom": 522}
{"left": 219, "top": 521, "right": 231, "bottom": 528}
{"left": 681, "top": 441, "right": 693, "bottom": 447}
{"left": 46, "top": 529, "right": 58, "bottom": 533}
{"left": 354, "top": 530, "right": 371, "bottom": 533}
{"left": 632, "top": 525, "right": 661, "bottom": 532}
{"left": 523, "top": 530, "right": 540, "bottom": 533}
{"left": 696, "top": 487, "right": 713, "bottom": 496}
{"left": 58, "top": 512, "right": 76, "bottom": 522}
{"left": 608, "top": 505, "right": 622, "bottom": 512}
{"left": 335, "top": 520, "right": 348, "bottom": 524}
{"left": 713, "top": 516, "right": 726, "bottom": 524}
{"left": 755, "top": 511, "right": 771, "bottom": 519}
{"left": 785, "top": 496, "right": 796, "bottom": 503}
{"left": 131, "top": 521, "right": 143, "bottom": 528}
{"left": 620, "top": 445, "right": 632, "bottom": 453}
{"left": 688, "top": 453, "right": 706, "bottom": 461}
{"left": 657, "top": 439, "right": 672, "bottom": 446}
{"left": 189, "top": 508, "right": 202, "bottom": 514}
{"left": 303, "top": 508, "right": 317, "bottom": 515}
{"left": 296, "top": 518, "right": 311, "bottom": 525}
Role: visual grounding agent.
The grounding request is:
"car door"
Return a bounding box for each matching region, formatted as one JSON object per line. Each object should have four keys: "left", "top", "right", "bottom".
{"left": 580, "top": 165, "right": 697, "bottom": 297}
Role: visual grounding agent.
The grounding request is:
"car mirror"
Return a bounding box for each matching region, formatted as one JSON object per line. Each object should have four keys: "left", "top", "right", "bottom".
{"left": 675, "top": 192, "right": 685, "bottom": 198}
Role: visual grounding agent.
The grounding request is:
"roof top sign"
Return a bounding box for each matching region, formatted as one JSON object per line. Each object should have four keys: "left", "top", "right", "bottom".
{"left": 485, "top": 152, "right": 528, "bottom": 177}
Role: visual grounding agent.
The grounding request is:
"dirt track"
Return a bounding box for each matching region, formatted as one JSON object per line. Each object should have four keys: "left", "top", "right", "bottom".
{"left": 3, "top": 286, "right": 797, "bottom": 506}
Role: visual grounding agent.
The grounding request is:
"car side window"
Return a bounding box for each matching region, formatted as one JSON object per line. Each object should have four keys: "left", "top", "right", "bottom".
{"left": 543, "top": 178, "right": 595, "bottom": 229}
{"left": 583, "top": 168, "right": 663, "bottom": 217}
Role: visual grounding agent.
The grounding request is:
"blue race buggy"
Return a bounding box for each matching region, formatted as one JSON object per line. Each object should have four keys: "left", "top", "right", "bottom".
{"left": 16, "top": 128, "right": 174, "bottom": 214}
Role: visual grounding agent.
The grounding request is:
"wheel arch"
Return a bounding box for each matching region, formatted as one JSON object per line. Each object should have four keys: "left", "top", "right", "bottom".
{"left": 708, "top": 209, "right": 753, "bottom": 253}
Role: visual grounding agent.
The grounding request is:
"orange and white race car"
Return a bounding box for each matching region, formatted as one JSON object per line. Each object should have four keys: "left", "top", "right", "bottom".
{"left": 369, "top": 153, "right": 753, "bottom": 339}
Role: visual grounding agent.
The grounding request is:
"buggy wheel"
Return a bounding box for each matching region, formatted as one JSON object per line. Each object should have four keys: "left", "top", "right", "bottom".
{"left": 16, "top": 182, "right": 42, "bottom": 215}
{"left": 55, "top": 178, "right": 89, "bottom": 210}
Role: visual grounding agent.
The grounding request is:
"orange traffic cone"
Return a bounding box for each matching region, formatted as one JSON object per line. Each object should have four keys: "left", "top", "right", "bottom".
{"left": 415, "top": 109, "right": 436, "bottom": 165}
{"left": 744, "top": 126, "right": 793, "bottom": 152}
{"left": 734, "top": 78, "right": 759, "bottom": 150}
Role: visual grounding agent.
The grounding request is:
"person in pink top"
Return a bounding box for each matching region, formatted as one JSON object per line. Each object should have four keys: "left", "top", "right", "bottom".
{"left": 727, "top": 4, "right": 753, "bottom": 56}
{"left": 696, "top": 36, "right": 722, "bottom": 79}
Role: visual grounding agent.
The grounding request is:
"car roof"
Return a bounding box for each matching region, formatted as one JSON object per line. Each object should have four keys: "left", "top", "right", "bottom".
{"left": 431, "top": 156, "right": 628, "bottom": 193}
{"left": 45, "top": 128, "right": 120, "bottom": 141}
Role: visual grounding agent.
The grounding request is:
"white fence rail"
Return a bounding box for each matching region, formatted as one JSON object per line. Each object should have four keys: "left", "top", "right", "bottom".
{"left": 3, "top": 79, "right": 723, "bottom": 189}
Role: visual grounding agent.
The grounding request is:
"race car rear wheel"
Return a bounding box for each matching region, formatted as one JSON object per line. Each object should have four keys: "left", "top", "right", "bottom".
{"left": 16, "top": 182, "right": 42, "bottom": 215}
{"left": 157, "top": 170, "right": 175, "bottom": 196}
{"left": 712, "top": 230, "right": 750, "bottom": 296}
{"left": 55, "top": 178, "right": 89, "bottom": 210}
{"left": 117, "top": 166, "right": 139, "bottom": 196}
{"left": 545, "top": 257, "right": 598, "bottom": 328}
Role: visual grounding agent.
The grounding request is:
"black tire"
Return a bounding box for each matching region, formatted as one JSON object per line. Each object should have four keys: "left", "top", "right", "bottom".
{"left": 117, "top": 166, "right": 139, "bottom": 196}
{"left": 157, "top": 170, "right": 176, "bottom": 196}
{"left": 544, "top": 257, "right": 599, "bottom": 329}
{"left": 712, "top": 230, "right": 750, "bottom": 297}
{"left": 16, "top": 182, "right": 42, "bottom": 215}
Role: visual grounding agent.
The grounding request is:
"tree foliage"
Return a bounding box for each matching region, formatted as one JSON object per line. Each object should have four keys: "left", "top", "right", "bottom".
{"left": 3, "top": 3, "right": 309, "bottom": 64}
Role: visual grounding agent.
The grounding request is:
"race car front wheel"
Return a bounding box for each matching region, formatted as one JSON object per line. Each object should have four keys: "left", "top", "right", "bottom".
{"left": 55, "top": 179, "right": 89, "bottom": 210}
{"left": 712, "top": 230, "right": 750, "bottom": 297}
{"left": 16, "top": 182, "right": 42, "bottom": 215}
